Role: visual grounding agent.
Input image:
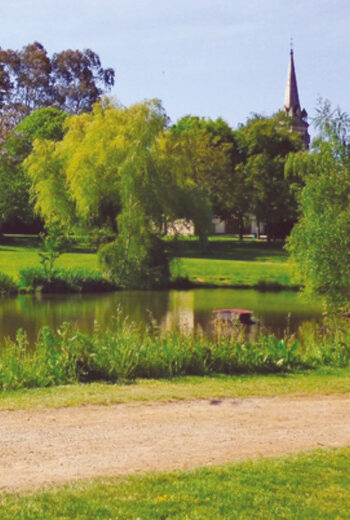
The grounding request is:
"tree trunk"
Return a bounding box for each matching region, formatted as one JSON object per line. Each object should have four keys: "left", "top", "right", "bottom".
{"left": 238, "top": 215, "right": 244, "bottom": 241}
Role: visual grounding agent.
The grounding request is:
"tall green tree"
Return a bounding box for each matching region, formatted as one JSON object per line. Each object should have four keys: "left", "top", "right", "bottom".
{"left": 0, "top": 42, "right": 114, "bottom": 128}
{"left": 25, "top": 100, "right": 214, "bottom": 286}
{"left": 287, "top": 102, "right": 350, "bottom": 307}
{"left": 170, "top": 116, "right": 237, "bottom": 218}
{"left": 0, "top": 107, "right": 68, "bottom": 235}
{"left": 25, "top": 100, "right": 212, "bottom": 235}
{"left": 235, "top": 112, "right": 304, "bottom": 239}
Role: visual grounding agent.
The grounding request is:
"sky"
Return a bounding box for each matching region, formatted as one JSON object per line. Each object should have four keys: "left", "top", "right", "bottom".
{"left": 1, "top": 0, "right": 349, "bottom": 135}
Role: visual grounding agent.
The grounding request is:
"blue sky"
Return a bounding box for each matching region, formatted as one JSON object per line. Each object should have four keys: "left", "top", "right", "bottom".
{"left": 1, "top": 0, "right": 349, "bottom": 134}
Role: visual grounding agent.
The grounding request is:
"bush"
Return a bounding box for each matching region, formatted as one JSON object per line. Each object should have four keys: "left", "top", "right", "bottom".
{"left": 63, "top": 268, "right": 117, "bottom": 293}
{"left": 98, "top": 234, "right": 170, "bottom": 289}
{"left": 18, "top": 267, "right": 70, "bottom": 293}
{"left": 18, "top": 267, "right": 116, "bottom": 293}
{"left": 0, "top": 272, "right": 17, "bottom": 294}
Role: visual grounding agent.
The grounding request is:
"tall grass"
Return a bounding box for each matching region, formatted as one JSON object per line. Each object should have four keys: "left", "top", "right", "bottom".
{"left": 1, "top": 315, "right": 349, "bottom": 391}
{"left": 0, "top": 272, "right": 17, "bottom": 294}
{"left": 17, "top": 267, "right": 116, "bottom": 293}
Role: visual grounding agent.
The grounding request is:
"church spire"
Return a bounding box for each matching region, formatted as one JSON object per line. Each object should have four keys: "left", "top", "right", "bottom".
{"left": 283, "top": 46, "right": 310, "bottom": 149}
{"left": 284, "top": 49, "right": 301, "bottom": 117}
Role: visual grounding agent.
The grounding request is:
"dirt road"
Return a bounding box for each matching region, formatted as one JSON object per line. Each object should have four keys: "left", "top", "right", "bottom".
{"left": 1, "top": 394, "right": 350, "bottom": 491}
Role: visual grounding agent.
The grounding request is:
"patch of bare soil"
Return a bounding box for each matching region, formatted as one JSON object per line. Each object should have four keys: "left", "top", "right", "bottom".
{"left": 1, "top": 394, "right": 350, "bottom": 491}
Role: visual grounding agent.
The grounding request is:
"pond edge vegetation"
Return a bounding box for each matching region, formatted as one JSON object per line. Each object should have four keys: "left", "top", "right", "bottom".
{"left": 0, "top": 267, "right": 300, "bottom": 295}
{"left": 1, "top": 314, "right": 349, "bottom": 392}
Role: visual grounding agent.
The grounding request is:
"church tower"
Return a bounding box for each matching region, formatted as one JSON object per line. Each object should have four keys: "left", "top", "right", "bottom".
{"left": 284, "top": 48, "right": 310, "bottom": 149}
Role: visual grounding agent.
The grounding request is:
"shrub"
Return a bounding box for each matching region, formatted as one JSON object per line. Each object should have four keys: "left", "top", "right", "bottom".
{"left": 18, "top": 267, "right": 70, "bottom": 293}
{"left": 0, "top": 272, "right": 17, "bottom": 294}
{"left": 98, "top": 234, "right": 170, "bottom": 289}
{"left": 62, "top": 268, "right": 117, "bottom": 293}
{"left": 18, "top": 267, "right": 116, "bottom": 293}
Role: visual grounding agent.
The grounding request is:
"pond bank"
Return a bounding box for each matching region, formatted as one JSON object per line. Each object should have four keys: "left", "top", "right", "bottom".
{"left": 1, "top": 312, "right": 348, "bottom": 391}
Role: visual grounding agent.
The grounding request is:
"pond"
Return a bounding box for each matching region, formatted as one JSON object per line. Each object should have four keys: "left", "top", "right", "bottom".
{"left": 0, "top": 289, "right": 323, "bottom": 344}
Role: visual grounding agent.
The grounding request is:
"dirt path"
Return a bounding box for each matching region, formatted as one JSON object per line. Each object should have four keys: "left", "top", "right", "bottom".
{"left": 1, "top": 394, "right": 350, "bottom": 491}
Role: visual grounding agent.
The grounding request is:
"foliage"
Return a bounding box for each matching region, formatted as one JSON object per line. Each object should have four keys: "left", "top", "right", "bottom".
{"left": 25, "top": 100, "right": 212, "bottom": 236}
{"left": 0, "top": 107, "right": 68, "bottom": 234}
{"left": 38, "top": 222, "right": 68, "bottom": 280}
{"left": 24, "top": 100, "right": 215, "bottom": 286}
{"left": 1, "top": 314, "right": 350, "bottom": 391}
{"left": 234, "top": 112, "right": 304, "bottom": 238}
{"left": 50, "top": 48, "right": 115, "bottom": 114}
{"left": 0, "top": 42, "right": 114, "bottom": 123}
{"left": 171, "top": 112, "right": 305, "bottom": 240}
{"left": 98, "top": 231, "right": 169, "bottom": 289}
{"left": 18, "top": 267, "right": 115, "bottom": 293}
{"left": 18, "top": 267, "right": 69, "bottom": 292}
{"left": 0, "top": 272, "right": 16, "bottom": 294}
{"left": 0, "top": 148, "right": 32, "bottom": 233}
{"left": 170, "top": 116, "right": 237, "bottom": 221}
{"left": 287, "top": 101, "right": 350, "bottom": 307}
{"left": 15, "top": 106, "right": 67, "bottom": 142}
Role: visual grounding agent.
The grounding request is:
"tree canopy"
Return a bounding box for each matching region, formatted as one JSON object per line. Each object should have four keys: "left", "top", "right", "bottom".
{"left": 0, "top": 107, "right": 68, "bottom": 234}
{"left": 287, "top": 101, "right": 350, "bottom": 307}
{"left": 0, "top": 42, "right": 114, "bottom": 135}
{"left": 25, "top": 99, "right": 214, "bottom": 237}
{"left": 234, "top": 112, "right": 304, "bottom": 238}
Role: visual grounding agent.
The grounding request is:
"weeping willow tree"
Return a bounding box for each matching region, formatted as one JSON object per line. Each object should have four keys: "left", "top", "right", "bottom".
{"left": 25, "top": 99, "right": 228, "bottom": 287}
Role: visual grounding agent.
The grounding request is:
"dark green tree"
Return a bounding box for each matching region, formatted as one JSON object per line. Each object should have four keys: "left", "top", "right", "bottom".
{"left": 235, "top": 112, "right": 304, "bottom": 239}
{"left": 0, "top": 107, "right": 68, "bottom": 234}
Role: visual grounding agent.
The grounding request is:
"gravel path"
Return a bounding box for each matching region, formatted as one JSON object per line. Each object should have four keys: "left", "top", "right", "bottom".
{"left": 1, "top": 394, "right": 350, "bottom": 491}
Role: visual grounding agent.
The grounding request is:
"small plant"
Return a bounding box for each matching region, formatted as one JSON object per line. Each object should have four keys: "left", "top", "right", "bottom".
{"left": 39, "top": 222, "right": 68, "bottom": 281}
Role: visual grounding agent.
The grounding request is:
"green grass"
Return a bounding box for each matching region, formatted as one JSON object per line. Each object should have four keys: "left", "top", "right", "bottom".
{"left": 1, "top": 448, "right": 350, "bottom": 518}
{"left": 1, "top": 368, "right": 349, "bottom": 410}
{"left": 0, "top": 235, "right": 97, "bottom": 280}
{"left": 168, "top": 237, "right": 294, "bottom": 288}
{"left": 0, "top": 235, "right": 293, "bottom": 288}
{"left": 174, "top": 257, "right": 293, "bottom": 287}
{"left": 167, "top": 236, "right": 289, "bottom": 262}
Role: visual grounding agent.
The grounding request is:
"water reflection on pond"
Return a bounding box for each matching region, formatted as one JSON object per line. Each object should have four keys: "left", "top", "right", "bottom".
{"left": 0, "top": 289, "right": 323, "bottom": 345}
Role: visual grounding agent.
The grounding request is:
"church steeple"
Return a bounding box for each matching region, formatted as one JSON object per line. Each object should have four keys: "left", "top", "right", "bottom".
{"left": 283, "top": 47, "right": 310, "bottom": 149}
{"left": 284, "top": 49, "right": 301, "bottom": 117}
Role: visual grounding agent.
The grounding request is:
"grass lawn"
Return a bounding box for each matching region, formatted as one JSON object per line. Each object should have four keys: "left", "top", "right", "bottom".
{"left": 1, "top": 448, "right": 349, "bottom": 518}
{"left": 174, "top": 257, "right": 292, "bottom": 287}
{"left": 168, "top": 237, "right": 294, "bottom": 288}
{"left": 1, "top": 368, "right": 349, "bottom": 410}
{"left": 0, "top": 235, "right": 294, "bottom": 288}
{"left": 0, "top": 235, "right": 97, "bottom": 279}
